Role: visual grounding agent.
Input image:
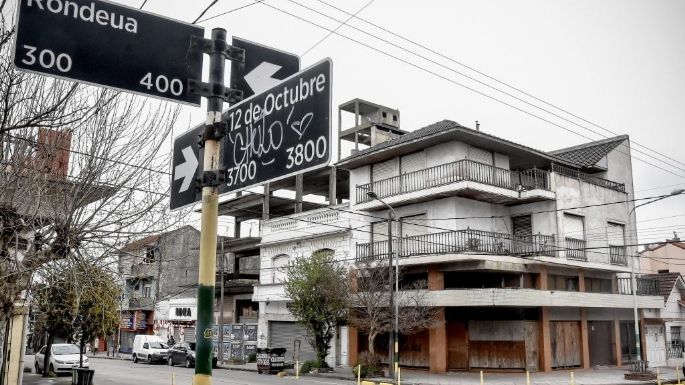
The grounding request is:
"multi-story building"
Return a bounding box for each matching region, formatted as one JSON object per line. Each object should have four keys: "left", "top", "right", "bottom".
{"left": 251, "top": 99, "right": 667, "bottom": 372}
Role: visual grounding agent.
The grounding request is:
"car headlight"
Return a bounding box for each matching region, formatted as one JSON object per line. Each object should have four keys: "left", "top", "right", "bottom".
{"left": 55, "top": 360, "right": 65, "bottom": 364}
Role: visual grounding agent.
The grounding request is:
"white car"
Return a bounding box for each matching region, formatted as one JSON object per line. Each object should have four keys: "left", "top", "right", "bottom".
{"left": 35, "top": 343, "right": 89, "bottom": 374}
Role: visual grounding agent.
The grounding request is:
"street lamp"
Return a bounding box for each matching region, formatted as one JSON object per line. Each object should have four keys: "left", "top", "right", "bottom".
{"left": 366, "top": 191, "right": 399, "bottom": 380}
{"left": 628, "top": 188, "right": 684, "bottom": 370}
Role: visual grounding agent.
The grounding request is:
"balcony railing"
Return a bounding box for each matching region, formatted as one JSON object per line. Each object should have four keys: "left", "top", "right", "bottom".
{"left": 551, "top": 164, "right": 625, "bottom": 193}
{"left": 356, "top": 229, "right": 556, "bottom": 261}
{"left": 610, "top": 245, "right": 627, "bottom": 265}
{"left": 128, "top": 296, "right": 155, "bottom": 309}
{"left": 356, "top": 159, "right": 550, "bottom": 203}
{"left": 617, "top": 277, "right": 659, "bottom": 296}
{"left": 565, "top": 237, "right": 587, "bottom": 261}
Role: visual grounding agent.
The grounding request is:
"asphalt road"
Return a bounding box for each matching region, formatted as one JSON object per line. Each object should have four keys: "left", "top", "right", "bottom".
{"left": 22, "top": 355, "right": 354, "bottom": 385}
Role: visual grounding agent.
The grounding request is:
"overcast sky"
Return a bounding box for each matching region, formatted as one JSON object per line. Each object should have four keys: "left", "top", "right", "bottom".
{"left": 24, "top": 0, "right": 685, "bottom": 243}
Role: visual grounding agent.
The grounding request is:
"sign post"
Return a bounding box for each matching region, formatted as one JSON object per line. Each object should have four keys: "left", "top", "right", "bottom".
{"left": 13, "top": 0, "right": 204, "bottom": 105}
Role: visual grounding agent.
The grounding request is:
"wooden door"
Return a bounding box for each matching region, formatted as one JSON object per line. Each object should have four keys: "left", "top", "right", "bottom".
{"left": 551, "top": 321, "right": 581, "bottom": 368}
{"left": 589, "top": 321, "right": 614, "bottom": 366}
{"left": 447, "top": 321, "right": 469, "bottom": 370}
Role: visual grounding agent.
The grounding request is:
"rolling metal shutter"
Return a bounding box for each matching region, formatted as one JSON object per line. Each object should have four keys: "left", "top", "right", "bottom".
{"left": 372, "top": 159, "right": 395, "bottom": 182}
{"left": 564, "top": 214, "right": 585, "bottom": 239}
{"left": 400, "top": 152, "right": 425, "bottom": 174}
{"left": 269, "top": 321, "right": 316, "bottom": 362}
{"left": 512, "top": 215, "right": 533, "bottom": 237}
{"left": 184, "top": 327, "right": 195, "bottom": 342}
{"left": 468, "top": 146, "right": 493, "bottom": 165}
{"left": 607, "top": 223, "right": 625, "bottom": 245}
{"left": 401, "top": 214, "right": 428, "bottom": 237}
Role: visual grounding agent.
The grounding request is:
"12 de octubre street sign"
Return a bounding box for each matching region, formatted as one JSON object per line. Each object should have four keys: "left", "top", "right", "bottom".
{"left": 170, "top": 58, "right": 332, "bottom": 210}
{"left": 13, "top": 0, "right": 204, "bottom": 105}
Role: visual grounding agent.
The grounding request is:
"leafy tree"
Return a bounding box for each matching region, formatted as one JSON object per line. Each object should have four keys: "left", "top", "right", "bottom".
{"left": 283, "top": 250, "right": 349, "bottom": 366}
{"left": 33, "top": 260, "right": 120, "bottom": 375}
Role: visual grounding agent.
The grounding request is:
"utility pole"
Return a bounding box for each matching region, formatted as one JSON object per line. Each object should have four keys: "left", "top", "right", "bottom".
{"left": 219, "top": 239, "right": 225, "bottom": 365}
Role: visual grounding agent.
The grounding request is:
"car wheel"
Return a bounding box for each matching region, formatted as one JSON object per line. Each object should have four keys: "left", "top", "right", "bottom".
{"left": 147, "top": 355, "right": 153, "bottom": 364}
{"left": 185, "top": 357, "right": 192, "bottom": 368}
{"left": 168, "top": 356, "right": 174, "bottom": 366}
{"left": 49, "top": 364, "right": 55, "bottom": 375}
{"left": 35, "top": 361, "right": 41, "bottom": 374}
{"left": 133, "top": 354, "right": 138, "bottom": 363}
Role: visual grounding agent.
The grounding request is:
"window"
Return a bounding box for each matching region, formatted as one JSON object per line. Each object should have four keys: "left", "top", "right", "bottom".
{"left": 144, "top": 246, "right": 157, "bottom": 264}
{"left": 16, "top": 237, "right": 29, "bottom": 251}
{"left": 392, "top": 115, "right": 398, "bottom": 122}
{"left": 143, "top": 284, "right": 152, "bottom": 298}
{"left": 272, "top": 255, "right": 290, "bottom": 284}
{"left": 672, "top": 326, "right": 681, "bottom": 341}
{"left": 585, "top": 278, "right": 613, "bottom": 293}
{"left": 564, "top": 214, "right": 585, "bottom": 239}
{"left": 607, "top": 223, "right": 625, "bottom": 246}
{"left": 382, "top": 111, "right": 387, "bottom": 118}
{"left": 548, "top": 274, "right": 579, "bottom": 291}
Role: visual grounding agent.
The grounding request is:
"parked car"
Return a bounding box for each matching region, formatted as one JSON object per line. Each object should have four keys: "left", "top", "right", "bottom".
{"left": 167, "top": 342, "right": 217, "bottom": 368}
{"left": 35, "top": 343, "right": 88, "bottom": 374}
{"left": 132, "top": 335, "right": 168, "bottom": 364}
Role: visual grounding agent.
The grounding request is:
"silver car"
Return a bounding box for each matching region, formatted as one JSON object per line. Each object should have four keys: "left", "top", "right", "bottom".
{"left": 35, "top": 343, "right": 89, "bottom": 374}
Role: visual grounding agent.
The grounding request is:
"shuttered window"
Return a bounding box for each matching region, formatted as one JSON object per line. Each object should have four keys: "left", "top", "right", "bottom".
{"left": 372, "top": 159, "right": 396, "bottom": 182}
{"left": 401, "top": 214, "right": 428, "bottom": 237}
{"left": 468, "top": 146, "right": 493, "bottom": 165}
{"left": 607, "top": 223, "right": 625, "bottom": 246}
{"left": 400, "top": 152, "right": 425, "bottom": 174}
{"left": 512, "top": 215, "right": 533, "bottom": 237}
{"left": 272, "top": 255, "right": 290, "bottom": 284}
{"left": 564, "top": 214, "right": 585, "bottom": 239}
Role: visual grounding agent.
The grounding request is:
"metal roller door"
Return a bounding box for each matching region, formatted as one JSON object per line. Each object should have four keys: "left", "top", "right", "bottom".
{"left": 269, "top": 321, "right": 316, "bottom": 362}
{"left": 184, "top": 327, "right": 196, "bottom": 342}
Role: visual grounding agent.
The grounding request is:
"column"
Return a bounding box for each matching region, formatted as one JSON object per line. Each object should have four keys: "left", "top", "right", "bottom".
{"left": 427, "top": 265, "right": 447, "bottom": 373}
{"left": 580, "top": 309, "right": 590, "bottom": 369}
{"left": 614, "top": 319, "right": 622, "bottom": 366}
{"left": 538, "top": 266, "right": 552, "bottom": 371}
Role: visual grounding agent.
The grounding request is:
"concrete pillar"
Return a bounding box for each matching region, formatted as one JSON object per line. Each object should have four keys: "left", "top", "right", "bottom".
{"left": 639, "top": 311, "right": 647, "bottom": 362}
{"left": 611, "top": 275, "right": 619, "bottom": 294}
{"left": 537, "top": 266, "right": 548, "bottom": 290}
{"left": 428, "top": 265, "right": 444, "bottom": 291}
{"left": 348, "top": 326, "right": 359, "bottom": 366}
{"left": 614, "top": 319, "right": 622, "bottom": 366}
{"left": 539, "top": 307, "right": 552, "bottom": 372}
{"left": 429, "top": 308, "right": 447, "bottom": 373}
{"left": 578, "top": 270, "right": 586, "bottom": 292}
{"left": 580, "top": 309, "right": 590, "bottom": 369}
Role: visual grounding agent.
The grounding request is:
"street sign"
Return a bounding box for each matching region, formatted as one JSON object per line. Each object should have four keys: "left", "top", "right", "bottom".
{"left": 230, "top": 37, "right": 300, "bottom": 99}
{"left": 13, "top": 0, "right": 204, "bottom": 105}
{"left": 170, "top": 125, "right": 203, "bottom": 210}
{"left": 220, "top": 58, "right": 332, "bottom": 194}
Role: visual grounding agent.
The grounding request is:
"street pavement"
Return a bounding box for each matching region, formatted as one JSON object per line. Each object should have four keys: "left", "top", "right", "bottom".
{"left": 21, "top": 354, "right": 354, "bottom": 385}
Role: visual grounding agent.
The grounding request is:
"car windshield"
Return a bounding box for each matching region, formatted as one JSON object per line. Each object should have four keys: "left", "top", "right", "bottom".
{"left": 149, "top": 341, "right": 167, "bottom": 349}
{"left": 53, "top": 345, "right": 80, "bottom": 355}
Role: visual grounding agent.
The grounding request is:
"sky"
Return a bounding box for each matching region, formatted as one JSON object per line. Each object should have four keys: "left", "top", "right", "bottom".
{"left": 18, "top": 0, "right": 685, "bottom": 243}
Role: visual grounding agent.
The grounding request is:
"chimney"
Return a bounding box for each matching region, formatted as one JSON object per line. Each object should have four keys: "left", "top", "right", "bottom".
{"left": 475, "top": 121, "right": 480, "bottom": 131}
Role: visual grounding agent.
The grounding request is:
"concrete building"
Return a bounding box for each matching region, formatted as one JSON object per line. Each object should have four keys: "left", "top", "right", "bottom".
{"left": 642, "top": 271, "right": 685, "bottom": 368}
{"left": 640, "top": 237, "right": 685, "bottom": 275}
{"left": 245, "top": 99, "right": 669, "bottom": 373}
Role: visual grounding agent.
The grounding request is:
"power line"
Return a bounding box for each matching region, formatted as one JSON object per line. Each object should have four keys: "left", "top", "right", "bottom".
{"left": 313, "top": 0, "right": 685, "bottom": 172}
{"left": 192, "top": 0, "right": 219, "bottom": 24}
{"left": 300, "top": 0, "right": 375, "bottom": 57}
{"left": 254, "top": 1, "right": 685, "bottom": 180}
{"left": 197, "top": 0, "right": 266, "bottom": 24}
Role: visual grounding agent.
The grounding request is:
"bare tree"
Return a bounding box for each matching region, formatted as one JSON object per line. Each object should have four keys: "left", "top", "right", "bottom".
{"left": 350, "top": 261, "right": 441, "bottom": 357}
{"left": 0, "top": 7, "right": 188, "bottom": 373}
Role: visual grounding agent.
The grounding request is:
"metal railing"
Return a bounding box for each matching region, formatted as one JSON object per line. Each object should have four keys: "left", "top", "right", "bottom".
{"left": 617, "top": 277, "right": 659, "bottom": 296}
{"left": 356, "top": 159, "right": 551, "bottom": 203}
{"left": 551, "top": 163, "right": 626, "bottom": 193}
{"left": 356, "top": 229, "right": 556, "bottom": 261}
{"left": 610, "top": 245, "right": 627, "bottom": 265}
{"left": 565, "top": 237, "right": 587, "bottom": 261}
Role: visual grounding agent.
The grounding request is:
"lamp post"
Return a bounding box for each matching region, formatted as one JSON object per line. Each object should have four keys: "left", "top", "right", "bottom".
{"left": 366, "top": 191, "right": 399, "bottom": 380}
{"left": 628, "top": 188, "right": 684, "bottom": 369}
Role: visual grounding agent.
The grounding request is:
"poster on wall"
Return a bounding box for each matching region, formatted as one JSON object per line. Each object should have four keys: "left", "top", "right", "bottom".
{"left": 222, "top": 342, "right": 230, "bottom": 361}
{"left": 231, "top": 324, "right": 244, "bottom": 341}
{"left": 244, "top": 324, "right": 258, "bottom": 342}
{"left": 244, "top": 344, "right": 256, "bottom": 358}
{"left": 222, "top": 324, "right": 232, "bottom": 341}
{"left": 212, "top": 325, "right": 219, "bottom": 342}
{"left": 230, "top": 342, "right": 242, "bottom": 358}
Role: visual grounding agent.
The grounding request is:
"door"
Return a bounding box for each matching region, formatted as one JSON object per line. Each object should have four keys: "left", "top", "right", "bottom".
{"left": 589, "top": 321, "right": 614, "bottom": 366}
{"left": 646, "top": 325, "right": 667, "bottom": 367}
{"left": 269, "top": 321, "right": 317, "bottom": 362}
{"left": 551, "top": 321, "right": 581, "bottom": 368}
{"left": 447, "top": 321, "right": 469, "bottom": 370}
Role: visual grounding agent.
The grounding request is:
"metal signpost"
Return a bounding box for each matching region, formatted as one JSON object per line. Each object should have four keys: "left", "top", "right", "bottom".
{"left": 13, "top": 0, "right": 204, "bottom": 105}
{"left": 170, "top": 59, "right": 332, "bottom": 208}
{"left": 230, "top": 37, "right": 300, "bottom": 99}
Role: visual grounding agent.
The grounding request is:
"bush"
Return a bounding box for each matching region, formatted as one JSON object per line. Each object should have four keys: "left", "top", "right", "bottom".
{"left": 300, "top": 359, "right": 327, "bottom": 373}
{"left": 352, "top": 352, "right": 382, "bottom": 378}
{"left": 247, "top": 352, "right": 257, "bottom": 363}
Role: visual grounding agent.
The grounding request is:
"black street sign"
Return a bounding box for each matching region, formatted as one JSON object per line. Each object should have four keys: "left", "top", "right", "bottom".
{"left": 220, "top": 58, "right": 332, "bottom": 194}
{"left": 170, "top": 58, "right": 332, "bottom": 210}
{"left": 170, "top": 125, "right": 203, "bottom": 210}
{"left": 230, "top": 37, "right": 300, "bottom": 99}
{"left": 13, "top": 0, "right": 204, "bottom": 105}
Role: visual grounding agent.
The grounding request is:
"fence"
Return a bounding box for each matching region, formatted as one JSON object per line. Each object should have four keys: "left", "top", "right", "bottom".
{"left": 551, "top": 163, "right": 626, "bottom": 192}
{"left": 617, "top": 277, "right": 659, "bottom": 296}
{"left": 610, "top": 245, "right": 627, "bottom": 265}
{"left": 565, "top": 237, "right": 587, "bottom": 261}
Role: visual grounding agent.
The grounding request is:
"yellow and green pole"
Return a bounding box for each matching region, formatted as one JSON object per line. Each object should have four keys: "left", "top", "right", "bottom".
{"left": 194, "top": 27, "right": 226, "bottom": 385}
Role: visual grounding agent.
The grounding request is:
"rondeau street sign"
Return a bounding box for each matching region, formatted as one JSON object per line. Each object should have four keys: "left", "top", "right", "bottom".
{"left": 230, "top": 37, "right": 300, "bottom": 99}
{"left": 13, "top": 0, "right": 204, "bottom": 105}
{"left": 170, "top": 58, "right": 331, "bottom": 210}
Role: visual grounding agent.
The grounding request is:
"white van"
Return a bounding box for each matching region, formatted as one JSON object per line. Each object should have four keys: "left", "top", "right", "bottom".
{"left": 132, "top": 335, "right": 169, "bottom": 364}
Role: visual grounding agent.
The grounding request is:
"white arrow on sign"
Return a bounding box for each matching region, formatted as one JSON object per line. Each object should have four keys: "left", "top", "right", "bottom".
{"left": 174, "top": 146, "right": 198, "bottom": 193}
{"left": 244, "top": 62, "right": 282, "bottom": 95}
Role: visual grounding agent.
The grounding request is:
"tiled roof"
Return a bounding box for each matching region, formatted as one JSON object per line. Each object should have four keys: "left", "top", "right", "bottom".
{"left": 549, "top": 135, "right": 627, "bottom": 168}
{"left": 641, "top": 272, "right": 682, "bottom": 298}
{"left": 120, "top": 234, "right": 160, "bottom": 253}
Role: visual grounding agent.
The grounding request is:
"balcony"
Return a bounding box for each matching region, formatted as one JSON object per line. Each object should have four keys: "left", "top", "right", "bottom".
{"left": 565, "top": 237, "right": 587, "bottom": 261}
{"left": 356, "top": 159, "right": 553, "bottom": 209}
{"left": 610, "top": 245, "right": 627, "bottom": 265}
{"left": 617, "top": 277, "right": 659, "bottom": 296}
{"left": 551, "top": 164, "right": 625, "bottom": 193}
{"left": 128, "top": 296, "right": 155, "bottom": 310}
{"left": 261, "top": 206, "right": 352, "bottom": 244}
{"left": 356, "top": 229, "right": 556, "bottom": 261}
{"left": 130, "top": 262, "right": 155, "bottom": 277}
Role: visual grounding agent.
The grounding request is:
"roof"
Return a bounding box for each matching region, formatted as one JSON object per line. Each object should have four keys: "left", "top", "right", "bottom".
{"left": 641, "top": 241, "right": 685, "bottom": 253}
{"left": 641, "top": 272, "right": 682, "bottom": 298}
{"left": 119, "top": 234, "right": 160, "bottom": 253}
{"left": 549, "top": 135, "right": 627, "bottom": 168}
{"left": 336, "top": 120, "right": 576, "bottom": 170}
